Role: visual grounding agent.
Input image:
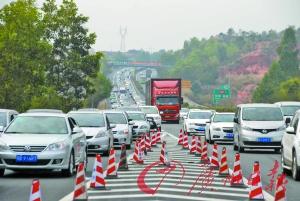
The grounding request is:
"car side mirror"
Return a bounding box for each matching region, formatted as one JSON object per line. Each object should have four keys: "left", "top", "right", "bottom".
{"left": 110, "top": 124, "right": 116, "bottom": 129}
{"left": 285, "top": 117, "right": 291, "bottom": 125}
{"left": 128, "top": 121, "right": 135, "bottom": 125}
{"left": 72, "top": 127, "right": 82, "bottom": 134}
{"left": 233, "top": 117, "right": 239, "bottom": 124}
{"left": 286, "top": 127, "right": 296, "bottom": 135}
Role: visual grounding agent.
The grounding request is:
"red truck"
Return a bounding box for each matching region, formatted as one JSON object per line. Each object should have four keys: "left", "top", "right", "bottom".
{"left": 145, "top": 78, "right": 183, "bottom": 123}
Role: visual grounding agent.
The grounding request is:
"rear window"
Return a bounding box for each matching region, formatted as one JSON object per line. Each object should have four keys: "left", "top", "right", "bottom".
{"left": 242, "top": 107, "right": 283, "bottom": 121}
{"left": 69, "top": 113, "right": 105, "bottom": 127}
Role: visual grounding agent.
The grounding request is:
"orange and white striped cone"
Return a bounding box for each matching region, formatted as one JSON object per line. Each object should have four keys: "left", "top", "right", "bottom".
{"left": 189, "top": 135, "right": 196, "bottom": 154}
{"left": 156, "top": 131, "right": 161, "bottom": 144}
{"left": 219, "top": 147, "right": 229, "bottom": 176}
{"left": 210, "top": 143, "right": 219, "bottom": 169}
{"left": 137, "top": 140, "right": 144, "bottom": 164}
{"left": 29, "top": 179, "right": 42, "bottom": 201}
{"left": 230, "top": 153, "right": 244, "bottom": 186}
{"left": 141, "top": 135, "right": 147, "bottom": 155}
{"left": 195, "top": 136, "right": 202, "bottom": 157}
{"left": 132, "top": 140, "right": 143, "bottom": 164}
{"left": 151, "top": 131, "right": 157, "bottom": 146}
{"left": 201, "top": 141, "right": 209, "bottom": 162}
{"left": 106, "top": 147, "right": 118, "bottom": 178}
{"left": 159, "top": 141, "right": 166, "bottom": 165}
{"left": 90, "top": 154, "right": 106, "bottom": 190}
{"left": 178, "top": 129, "right": 183, "bottom": 145}
{"left": 73, "top": 163, "right": 88, "bottom": 200}
{"left": 274, "top": 173, "right": 287, "bottom": 201}
{"left": 118, "top": 144, "right": 128, "bottom": 171}
{"left": 145, "top": 132, "right": 152, "bottom": 152}
{"left": 182, "top": 132, "right": 189, "bottom": 150}
{"left": 249, "top": 161, "right": 264, "bottom": 200}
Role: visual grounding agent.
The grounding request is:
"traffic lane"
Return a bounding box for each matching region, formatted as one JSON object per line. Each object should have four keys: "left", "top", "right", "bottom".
{"left": 162, "top": 122, "right": 299, "bottom": 201}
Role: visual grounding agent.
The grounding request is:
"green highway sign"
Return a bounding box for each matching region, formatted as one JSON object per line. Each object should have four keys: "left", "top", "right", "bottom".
{"left": 212, "top": 85, "right": 231, "bottom": 105}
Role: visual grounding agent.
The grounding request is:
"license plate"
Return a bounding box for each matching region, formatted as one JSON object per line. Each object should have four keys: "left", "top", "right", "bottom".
{"left": 225, "top": 133, "right": 234, "bottom": 138}
{"left": 16, "top": 155, "right": 37, "bottom": 163}
{"left": 257, "top": 137, "right": 271, "bottom": 143}
{"left": 196, "top": 127, "right": 205, "bottom": 131}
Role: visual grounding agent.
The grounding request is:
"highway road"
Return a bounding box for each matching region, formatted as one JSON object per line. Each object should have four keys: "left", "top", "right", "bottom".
{"left": 0, "top": 122, "right": 299, "bottom": 200}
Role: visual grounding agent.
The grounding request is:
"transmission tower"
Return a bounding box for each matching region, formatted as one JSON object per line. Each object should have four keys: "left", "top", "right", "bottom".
{"left": 120, "top": 27, "right": 127, "bottom": 52}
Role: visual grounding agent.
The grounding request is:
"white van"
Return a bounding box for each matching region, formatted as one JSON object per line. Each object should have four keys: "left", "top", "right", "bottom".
{"left": 233, "top": 103, "right": 285, "bottom": 153}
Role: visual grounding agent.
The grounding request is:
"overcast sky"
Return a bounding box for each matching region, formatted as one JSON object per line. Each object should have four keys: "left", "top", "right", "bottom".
{"left": 1, "top": 0, "right": 300, "bottom": 51}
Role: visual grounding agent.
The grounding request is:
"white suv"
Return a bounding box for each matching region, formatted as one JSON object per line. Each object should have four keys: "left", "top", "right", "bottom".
{"left": 281, "top": 110, "right": 300, "bottom": 180}
{"left": 184, "top": 109, "right": 213, "bottom": 136}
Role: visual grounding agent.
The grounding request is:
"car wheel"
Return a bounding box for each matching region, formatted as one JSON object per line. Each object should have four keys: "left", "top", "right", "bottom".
{"left": 0, "top": 169, "right": 5, "bottom": 177}
{"left": 292, "top": 152, "right": 300, "bottom": 181}
{"left": 281, "top": 148, "right": 289, "bottom": 174}
{"left": 62, "top": 151, "right": 75, "bottom": 177}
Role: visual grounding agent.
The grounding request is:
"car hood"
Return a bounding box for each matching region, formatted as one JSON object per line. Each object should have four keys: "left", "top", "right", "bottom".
{"left": 186, "top": 119, "right": 210, "bottom": 124}
{"left": 146, "top": 114, "right": 160, "bottom": 118}
{"left": 112, "top": 124, "right": 128, "bottom": 131}
{"left": 242, "top": 121, "right": 284, "bottom": 129}
{"left": 211, "top": 122, "right": 234, "bottom": 128}
{"left": 81, "top": 127, "right": 106, "bottom": 137}
{"left": 0, "top": 134, "right": 69, "bottom": 146}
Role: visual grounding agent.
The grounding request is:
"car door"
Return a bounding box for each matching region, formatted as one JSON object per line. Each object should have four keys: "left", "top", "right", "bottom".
{"left": 285, "top": 114, "right": 299, "bottom": 165}
{"left": 233, "top": 107, "right": 241, "bottom": 144}
{"left": 68, "top": 117, "right": 83, "bottom": 163}
{"left": 105, "top": 116, "right": 113, "bottom": 147}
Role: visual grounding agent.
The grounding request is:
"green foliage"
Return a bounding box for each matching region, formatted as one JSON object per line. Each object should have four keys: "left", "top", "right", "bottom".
{"left": 253, "top": 27, "right": 299, "bottom": 103}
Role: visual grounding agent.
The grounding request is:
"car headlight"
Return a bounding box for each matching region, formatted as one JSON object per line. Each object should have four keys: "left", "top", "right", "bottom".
{"left": 242, "top": 126, "right": 252, "bottom": 131}
{"left": 277, "top": 125, "right": 286, "bottom": 131}
{"left": 0, "top": 143, "right": 10, "bottom": 151}
{"left": 95, "top": 131, "right": 106, "bottom": 138}
{"left": 46, "top": 141, "right": 66, "bottom": 151}
{"left": 212, "top": 127, "right": 221, "bottom": 131}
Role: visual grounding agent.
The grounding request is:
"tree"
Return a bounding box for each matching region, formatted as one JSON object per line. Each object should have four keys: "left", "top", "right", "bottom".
{"left": 0, "top": 0, "right": 51, "bottom": 111}
{"left": 277, "top": 77, "right": 300, "bottom": 101}
{"left": 42, "top": 0, "right": 102, "bottom": 110}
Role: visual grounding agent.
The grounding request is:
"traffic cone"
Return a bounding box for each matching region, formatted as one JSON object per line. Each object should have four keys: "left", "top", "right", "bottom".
{"left": 210, "top": 143, "right": 219, "bottom": 169}
{"left": 230, "top": 153, "right": 244, "bottom": 186}
{"left": 73, "top": 163, "right": 88, "bottom": 200}
{"left": 182, "top": 132, "right": 189, "bottom": 149}
{"left": 145, "top": 132, "right": 152, "bottom": 152}
{"left": 29, "top": 179, "right": 42, "bottom": 201}
{"left": 159, "top": 141, "right": 166, "bottom": 165}
{"left": 90, "top": 154, "right": 106, "bottom": 190}
{"left": 106, "top": 147, "right": 118, "bottom": 178}
{"left": 189, "top": 135, "right": 196, "bottom": 154}
{"left": 156, "top": 131, "right": 161, "bottom": 144}
{"left": 201, "top": 141, "right": 209, "bottom": 162}
{"left": 219, "top": 147, "right": 229, "bottom": 176}
{"left": 132, "top": 140, "right": 143, "bottom": 164}
{"left": 140, "top": 135, "right": 147, "bottom": 155}
{"left": 151, "top": 131, "right": 157, "bottom": 146}
{"left": 274, "top": 173, "right": 287, "bottom": 201}
{"left": 137, "top": 140, "right": 144, "bottom": 164}
{"left": 195, "top": 136, "right": 202, "bottom": 156}
{"left": 178, "top": 129, "right": 183, "bottom": 145}
{"left": 249, "top": 161, "right": 264, "bottom": 200}
{"left": 118, "top": 144, "right": 128, "bottom": 171}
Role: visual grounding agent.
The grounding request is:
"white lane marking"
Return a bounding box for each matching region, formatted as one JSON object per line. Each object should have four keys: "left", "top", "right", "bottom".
{"left": 88, "top": 193, "right": 236, "bottom": 201}
{"left": 59, "top": 152, "right": 134, "bottom": 201}
{"left": 164, "top": 131, "right": 275, "bottom": 201}
{"left": 88, "top": 187, "right": 249, "bottom": 198}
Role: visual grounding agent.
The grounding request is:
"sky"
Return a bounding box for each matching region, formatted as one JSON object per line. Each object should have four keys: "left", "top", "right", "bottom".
{"left": 1, "top": 0, "right": 300, "bottom": 51}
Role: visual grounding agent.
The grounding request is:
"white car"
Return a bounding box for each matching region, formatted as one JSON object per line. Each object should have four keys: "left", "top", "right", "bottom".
{"left": 139, "top": 106, "right": 161, "bottom": 130}
{"left": 183, "top": 109, "right": 213, "bottom": 136}
{"left": 281, "top": 109, "right": 300, "bottom": 180}
{"left": 180, "top": 108, "right": 189, "bottom": 119}
{"left": 206, "top": 112, "right": 234, "bottom": 144}
{"left": 68, "top": 110, "right": 114, "bottom": 156}
{"left": 275, "top": 101, "right": 300, "bottom": 124}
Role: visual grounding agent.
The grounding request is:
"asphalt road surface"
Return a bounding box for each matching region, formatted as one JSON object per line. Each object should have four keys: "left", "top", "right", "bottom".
{"left": 0, "top": 122, "right": 299, "bottom": 201}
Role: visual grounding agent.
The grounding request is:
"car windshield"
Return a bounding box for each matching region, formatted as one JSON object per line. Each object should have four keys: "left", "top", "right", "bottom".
{"left": 106, "top": 113, "right": 127, "bottom": 124}
{"left": 281, "top": 106, "right": 300, "bottom": 116}
{"left": 0, "top": 112, "right": 7, "bottom": 127}
{"left": 213, "top": 114, "right": 234, "bottom": 122}
{"left": 128, "top": 113, "right": 146, "bottom": 121}
{"left": 5, "top": 116, "right": 68, "bottom": 134}
{"left": 140, "top": 107, "right": 158, "bottom": 114}
{"left": 68, "top": 113, "right": 105, "bottom": 127}
{"left": 189, "top": 112, "right": 212, "bottom": 119}
{"left": 242, "top": 107, "right": 283, "bottom": 121}
{"left": 156, "top": 97, "right": 179, "bottom": 105}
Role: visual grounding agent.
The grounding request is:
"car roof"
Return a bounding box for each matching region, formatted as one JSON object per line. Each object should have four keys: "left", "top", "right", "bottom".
{"left": 237, "top": 103, "right": 280, "bottom": 108}
{"left": 26, "top": 109, "right": 64, "bottom": 113}
{"left": 0, "top": 109, "right": 18, "bottom": 113}
{"left": 103, "top": 110, "right": 125, "bottom": 114}
{"left": 18, "top": 113, "right": 67, "bottom": 118}
{"left": 77, "top": 108, "right": 100, "bottom": 111}
{"left": 68, "top": 110, "right": 104, "bottom": 114}
{"left": 274, "top": 101, "right": 300, "bottom": 106}
{"left": 126, "top": 111, "right": 144, "bottom": 114}
{"left": 214, "top": 112, "right": 235, "bottom": 115}
{"left": 189, "top": 109, "right": 213, "bottom": 112}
